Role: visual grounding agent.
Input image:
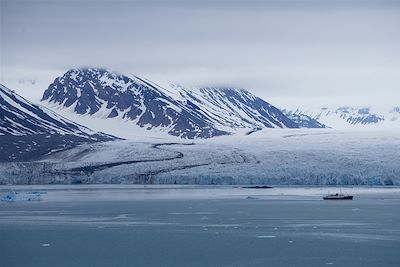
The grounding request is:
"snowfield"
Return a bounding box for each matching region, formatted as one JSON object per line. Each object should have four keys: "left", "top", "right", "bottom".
{"left": 0, "top": 128, "right": 399, "bottom": 185}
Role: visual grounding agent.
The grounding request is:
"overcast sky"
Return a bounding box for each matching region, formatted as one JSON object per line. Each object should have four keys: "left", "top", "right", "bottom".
{"left": 1, "top": 0, "right": 399, "bottom": 108}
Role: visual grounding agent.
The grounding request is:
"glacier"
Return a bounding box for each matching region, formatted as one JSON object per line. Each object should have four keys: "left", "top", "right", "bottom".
{"left": 1, "top": 129, "right": 399, "bottom": 185}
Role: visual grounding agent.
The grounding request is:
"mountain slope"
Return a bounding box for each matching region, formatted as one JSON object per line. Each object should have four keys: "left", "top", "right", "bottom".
{"left": 41, "top": 68, "right": 320, "bottom": 139}
{"left": 169, "top": 85, "right": 299, "bottom": 130}
{"left": 0, "top": 83, "right": 116, "bottom": 161}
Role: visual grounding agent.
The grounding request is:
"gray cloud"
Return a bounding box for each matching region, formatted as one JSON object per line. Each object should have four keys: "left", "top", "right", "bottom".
{"left": 1, "top": 0, "right": 400, "bottom": 107}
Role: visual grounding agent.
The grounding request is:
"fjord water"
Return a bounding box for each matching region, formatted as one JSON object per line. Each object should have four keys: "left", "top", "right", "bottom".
{"left": 0, "top": 186, "right": 399, "bottom": 267}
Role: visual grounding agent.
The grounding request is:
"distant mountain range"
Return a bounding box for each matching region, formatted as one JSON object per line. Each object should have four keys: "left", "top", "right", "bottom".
{"left": 283, "top": 106, "right": 400, "bottom": 129}
{"left": 0, "top": 83, "right": 116, "bottom": 161}
{"left": 41, "top": 68, "right": 326, "bottom": 138}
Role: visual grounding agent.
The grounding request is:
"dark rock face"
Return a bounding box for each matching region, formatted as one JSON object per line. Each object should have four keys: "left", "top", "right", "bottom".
{"left": 0, "top": 83, "right": 116, "bottom": 162}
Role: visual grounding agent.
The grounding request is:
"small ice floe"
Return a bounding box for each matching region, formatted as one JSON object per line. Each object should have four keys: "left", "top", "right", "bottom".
{"left": 168, "top": 212, "right": 216, "bottom": 215}
{"left": 256, "top": 235, "right": 276, "bottom": 239}
{"left": 41, "top": 243, "right": 50, "bottom": 247}
{"left": 326, "top": 262, "right": 334, "bottom": 265}
{"left": 30, "top": 191, "right": 47, "bottom": 195}
{"left": 288, "top": 240, "right": 294, "bottom": 243}
{"left": 1, "top": 191, "right": 17, "bottom": 202}
{"left": 1, "top": 190, "right": 44, "bottom": 202}
{"left": 114, "top": 214, "right": 129, "bottom": 219}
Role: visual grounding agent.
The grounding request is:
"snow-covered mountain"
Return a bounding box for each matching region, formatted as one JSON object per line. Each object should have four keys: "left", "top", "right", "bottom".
{"left": 0, "top": 83, "right": 116, "bottom": 161}
{"left": 41, "top": 68, "right": 304, "bottom": 138}
{"left": 42, "top": 68, "right": 230, "bottom": 138}
{"left": 41, "top": 68, "right": 327, "bottom": 139}
{"left": 283, "top": 106, "right": 400, "bottom": 129}
{"left": 325, "top": 107, "right": 384, "bottom": 125}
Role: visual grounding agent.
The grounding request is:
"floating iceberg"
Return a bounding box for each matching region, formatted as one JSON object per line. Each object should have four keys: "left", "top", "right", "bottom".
{"left": 1, "top": 190, "right": 43, "bottom": 202}
{"left": 1, "top": 191, "right": 18, "bottom": 202}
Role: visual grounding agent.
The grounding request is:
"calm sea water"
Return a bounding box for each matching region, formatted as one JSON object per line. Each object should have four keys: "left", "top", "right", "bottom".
{"left": 1, "top": 186, "right": 399, "bottom": 267}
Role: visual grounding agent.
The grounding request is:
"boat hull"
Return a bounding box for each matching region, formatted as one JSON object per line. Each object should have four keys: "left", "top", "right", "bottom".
{"left": 323, "top": 195, "right": 353, "bottom": 200}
